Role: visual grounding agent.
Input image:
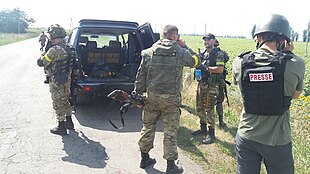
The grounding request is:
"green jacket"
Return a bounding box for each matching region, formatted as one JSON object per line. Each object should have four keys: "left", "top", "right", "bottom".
{"left": 135, "top": 39, "right": 199, "bottom": 95}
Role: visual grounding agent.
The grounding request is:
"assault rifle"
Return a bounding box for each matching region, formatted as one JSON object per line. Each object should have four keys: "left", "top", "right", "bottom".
{"left": 224, "top": 79, "right": 231, "bottom": 106}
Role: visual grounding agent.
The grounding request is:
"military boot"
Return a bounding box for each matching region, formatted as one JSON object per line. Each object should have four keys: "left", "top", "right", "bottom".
{"left": 50, "top": 121, "right": 67, "bottom": 135}
{"left": 218, "top": 114, "right": 227, "bottom": 128}
{"left": 140, "top": 152, "right": 156, "bottom": 169}
{"left": 202, "top": 126, "right": 215, "bottom": 144}
{"left": 65, "top": 116, "right": 74, "bottom": 130}
{"left": 191, "top": 123, "right": 207, "bottom": 135}
{"left": 166, "top": 160, "right": 184, "bottom": 174}
{"left": 44, "top": 76, "right": 50, "bottom": 84}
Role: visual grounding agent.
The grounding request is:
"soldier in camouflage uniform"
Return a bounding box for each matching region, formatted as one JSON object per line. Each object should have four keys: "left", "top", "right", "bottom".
{"left": 191, "top": 33, "right": 225, "bottom": 144}
{"left": 134, "top": 25, "right": 200, "bottom": 174}
{"left": 192, "top": 39, "right": 227, "bottom": 137}
{"left": 39, "top": 31, "right": 47, "bottom": 51}
{"left": 214, "top": 39, "right": 227, "bottom": 128}
{"left": 37, "top": 24, "right": 77, "bottom": 135}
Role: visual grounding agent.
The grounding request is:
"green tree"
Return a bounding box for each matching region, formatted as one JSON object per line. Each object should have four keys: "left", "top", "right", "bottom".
{"left": 303, "top": 30, "right": 307, "bottom": 42}
{"left": 303, "top": 29, "right": 310, "bottom": 42}
{"left": 0, "top": 8, "right": 35, "bottom": 33}
{"left": 295, "top": 32, "right": 299, "bottom": 41}
{"left": 290, "top": 27, "right": 295, "bottom": 41}
{"left": 289, "top": 27, "right": 299, "bottom": 41}
{"left": 302, "top": 20, "right": 310, "bottom": 42}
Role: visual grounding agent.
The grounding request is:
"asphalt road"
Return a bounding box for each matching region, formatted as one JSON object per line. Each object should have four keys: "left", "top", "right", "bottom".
{"left": 0, "top": 38, "right": 205, "bottom": 174}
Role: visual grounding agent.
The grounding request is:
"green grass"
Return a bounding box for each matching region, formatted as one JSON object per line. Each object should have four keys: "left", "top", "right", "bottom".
{"left": 0, "top": 28, "right": 43, "bottom": 46}
{"left": 179, "top": 36, "right": 310, "bottom": 174}
{"left": 0, "top": 28, "right": 72, "bottom": 47}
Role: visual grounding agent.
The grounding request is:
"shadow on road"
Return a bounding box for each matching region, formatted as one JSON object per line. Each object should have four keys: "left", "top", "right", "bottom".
{"left": 61, "top": 130, "right": 109, "bottom": 168}
{"left": 74, "top": 96, "right": 141, "bottom": 132}
{"left": 144, "top": 165, "right": 166, "bottom": 174}
{"left": 74, "top": 96, "right": 164, "bottom": 133}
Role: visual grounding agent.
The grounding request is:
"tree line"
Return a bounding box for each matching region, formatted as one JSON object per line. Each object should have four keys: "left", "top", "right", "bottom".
{"left": 0, "top": 8, "right": 309, "bottom": 42}
{"left": 0, "top": 8, "right": 35, "bottom": 33}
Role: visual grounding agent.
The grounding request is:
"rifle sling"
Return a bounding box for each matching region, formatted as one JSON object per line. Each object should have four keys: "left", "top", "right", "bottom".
{"left": 108, "top": 102, "right": 130, "bottom": 129}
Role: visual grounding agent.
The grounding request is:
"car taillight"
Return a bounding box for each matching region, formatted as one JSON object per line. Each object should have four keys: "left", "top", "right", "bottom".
{"left": 85, "top": 87, "right": 91, "bottom": 91}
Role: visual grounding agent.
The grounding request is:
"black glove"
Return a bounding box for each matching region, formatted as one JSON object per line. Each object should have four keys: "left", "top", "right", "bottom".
{"left": 37, "top": 58, "right": 44, "bottom": 67}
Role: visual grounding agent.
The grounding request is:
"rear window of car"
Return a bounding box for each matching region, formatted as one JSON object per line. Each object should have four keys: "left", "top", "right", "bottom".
{"left": 81, "top": 34, "right": 117, "bottom": 48}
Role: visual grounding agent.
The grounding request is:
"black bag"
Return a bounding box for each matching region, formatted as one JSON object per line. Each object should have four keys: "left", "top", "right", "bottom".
{"left": 53, "top": 72, "right": 69, "bottom": 85}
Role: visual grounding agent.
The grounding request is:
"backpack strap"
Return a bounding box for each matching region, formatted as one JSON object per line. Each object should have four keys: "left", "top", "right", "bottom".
{"left": 209, "top": 47, "right": 220, "bottom": 60}
{"left": 238, "top": 51, "right": 252, "bottom": 58}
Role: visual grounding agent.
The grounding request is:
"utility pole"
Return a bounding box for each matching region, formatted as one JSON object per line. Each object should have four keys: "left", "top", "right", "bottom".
{"left": 204, "top": 23, "right": 207, "bottom": 35}
{"left": 306, "top": 19, "right": 310, "bottom": 56}
{"left": 70, "top": 17, "right": 73, "bottom": 30}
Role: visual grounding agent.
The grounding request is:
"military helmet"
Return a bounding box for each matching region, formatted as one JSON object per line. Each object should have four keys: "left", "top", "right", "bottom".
{"left": 253, "top": 14, "right": 291, "bottom": 41}
{"left": 47, "top": 24, "right": 66, "bottom": 39}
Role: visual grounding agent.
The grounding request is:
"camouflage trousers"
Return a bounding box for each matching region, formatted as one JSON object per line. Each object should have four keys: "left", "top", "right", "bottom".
{"left": 138, "top": 91, "right": 181, "bottom": 161}
{"left": 196, "top": 82, "right": 219, "bottom": 128}
{"left": 49, "top": 81, "right": 72, "bottom": 122}
{"left": 216, "top": 79, "right": 225, "bottom": 116}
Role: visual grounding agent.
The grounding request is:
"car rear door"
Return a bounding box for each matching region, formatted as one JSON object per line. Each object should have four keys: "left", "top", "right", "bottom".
{"left": 137, "top": 23, "right": 160, "bottom": 50}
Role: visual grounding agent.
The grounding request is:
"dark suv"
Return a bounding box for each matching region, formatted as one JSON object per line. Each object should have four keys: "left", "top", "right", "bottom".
{"left": 67, "top": 19, "right": 159, "bottom": 103}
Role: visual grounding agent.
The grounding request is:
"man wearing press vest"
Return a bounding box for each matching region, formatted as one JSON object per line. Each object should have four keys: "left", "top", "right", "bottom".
{"left": 232, "top": 14, "right": 305, "bottom": 174}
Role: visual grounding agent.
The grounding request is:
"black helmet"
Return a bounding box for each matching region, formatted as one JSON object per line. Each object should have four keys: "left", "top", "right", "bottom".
{"left": 47, "top": 24, "right": 66, "bottom": 39}
{"left": 253, "top": 14, "right": 290, "bottom": 41}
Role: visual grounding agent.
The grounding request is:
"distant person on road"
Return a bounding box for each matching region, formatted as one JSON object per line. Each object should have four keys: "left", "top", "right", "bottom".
{"left": 232, "top": 14, "right": 305, "bottom": 174}
{"left": 191, "top": 33, "right": 225, "bottom": 145}
{"left": 134, "top": 24, "right": 200, "bottom": 174}
{"left": 37, "top": 24, "right": 77, "bottom": 135}
{"left": 38, "top": 32, "right": 47, "bottom": 51}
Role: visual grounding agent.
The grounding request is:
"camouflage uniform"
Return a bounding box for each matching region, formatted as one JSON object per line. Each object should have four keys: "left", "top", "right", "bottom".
{"left": 135, "top": 39, "right": 199, "bottom": 161}
{"left": 196, "top": 50, "right": 224, "bottom": 128}
{"left": 39, "top": 32, "right": 47, "bottom": 51}
{"left": 37, "top": 24, "right": 77, "bottom": 135}
{"left": 215, "top": 78, "right": 225, "bottom": 117}
{"left": 42, "top": 41, "right": 74, "bottom": 122}
{"left": 195, "top": 81, "right": 207, "bottom": 123}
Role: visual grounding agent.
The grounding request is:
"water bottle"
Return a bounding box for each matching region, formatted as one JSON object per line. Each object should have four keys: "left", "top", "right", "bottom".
{"left": 194, "top": 69, "right": 202, "bottom": 81}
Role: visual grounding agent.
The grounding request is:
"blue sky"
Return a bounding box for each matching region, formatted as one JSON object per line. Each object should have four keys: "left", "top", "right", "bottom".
{"left": 1, "top": 0, "right": 309, "bottom": 38}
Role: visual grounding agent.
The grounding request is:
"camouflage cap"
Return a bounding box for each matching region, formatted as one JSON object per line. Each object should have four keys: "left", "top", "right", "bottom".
{"left": 203, "top": 33, "right": 215, "bottom": 40}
